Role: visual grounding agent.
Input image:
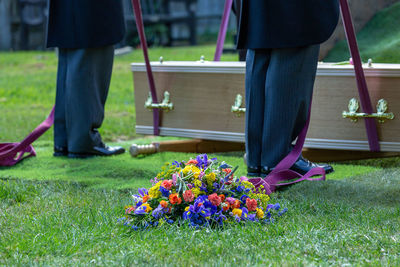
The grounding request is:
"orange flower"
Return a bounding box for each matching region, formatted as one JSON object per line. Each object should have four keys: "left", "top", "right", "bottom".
{"left": 208, "top": 193, "right": 222, "bottom": 206}
{"left": 160, "top": 200, "right": 169, "bottom": 208}
{"left": 222, "top": 202, "right": 230, "bottom": 211}
{"left": 142, "top": 195, "right": 150, "bottom": 203}
{"left": 232, "top": 200, "right": 241, "bottom": 209}
{"left": 219, "top": 194, "right": 226, "bottom": 202}
{"left": 161, "top": 180, "right": 173, "bottom": 190}
{"left": 183, "top": 190, "right": 195, "bottom": 202}
{"left": 186, "top": 159, "right": 198, "bottom": 165}
{"left": 169, "top": 193, "right": 182, "bottom": 205}
{"left": 246, "top": 198, "right": 257, "bottom": 212}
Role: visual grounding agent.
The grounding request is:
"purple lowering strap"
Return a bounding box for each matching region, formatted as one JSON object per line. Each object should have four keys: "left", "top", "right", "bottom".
{"left": 0, "top": 107, "right": 55, "bottom": 166}
{"left": 214, "top": 0, "right": 233, "bottom": 61}
{"left": 248, "top": 98, "right": 326, "bottom": 194}
{"left": 131, "top": 0, "right": 160, "bottom": 135}
{"left": 340, "top": 0, "right": 380, "bottom": 152}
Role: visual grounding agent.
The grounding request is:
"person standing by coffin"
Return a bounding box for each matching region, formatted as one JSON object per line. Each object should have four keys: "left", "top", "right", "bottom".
{"left": 237, "top": 0, "right": 340, "bottom": 176}
{"left": 46, "top": 0, "right": 126, "bottom": 158}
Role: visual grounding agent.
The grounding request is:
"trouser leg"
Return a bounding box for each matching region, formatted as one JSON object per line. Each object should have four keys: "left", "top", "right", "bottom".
{"left": 64, "top": 45, "right": 114, "bottom": 153}
{"left": 260, "top": 45, "right": 320, "bottom": 168}
{"left": 54, "top": 49, "right": 68, "bottom": 148}
{"left": 245, "top": 49, "right": 271, "bottom": 168}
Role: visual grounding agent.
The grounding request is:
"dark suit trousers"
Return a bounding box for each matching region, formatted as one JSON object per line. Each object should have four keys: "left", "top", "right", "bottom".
{"left": 54, "top": 46, "right": 114, "bottom": 153}
{"left": 245, "top": 45, "right": 320, "bottom": 168}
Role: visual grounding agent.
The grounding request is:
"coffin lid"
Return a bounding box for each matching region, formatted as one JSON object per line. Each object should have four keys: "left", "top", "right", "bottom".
{"left": 131, "top": 61, "right": 400, "bottom": 77}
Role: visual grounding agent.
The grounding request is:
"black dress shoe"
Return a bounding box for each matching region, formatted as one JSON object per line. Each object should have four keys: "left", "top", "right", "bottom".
{"left": 247, "top": 166, "right": 261, "bottom": 177}
{"left": 53, "top": 146, "right": 68, "bottom": 157}
{"left": 260, "top": 166, "right": 272, "bottom": 176}
{"left": 68, "top": 143, "right": 125, "bottom": 158}
{"left": 290, "top": 156, "right": 334, "bottom": 175}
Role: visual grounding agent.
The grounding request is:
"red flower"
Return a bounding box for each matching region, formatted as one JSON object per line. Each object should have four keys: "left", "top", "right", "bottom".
{"left": 186, "top": 159, "right": 198, "bottom": 165}
{"left": 208, "top": 193, "right": 222, "bottom": 206}
{"left": 169, "top": 193, "right": 182, "bottom": 205}
{"left": 183, "top": 190, "right": 195, "bottom": 202}
{"left": 161, "top": 180, "right": 173, "bottom": 190}
{"left": 223, "top": 168, "right": 232, "bottom": 174}
{"left": 219, "top": 194, "right": 226, "bottom": 202}
{"left": 246, "top": 198, "right": 258, "bottom": 212}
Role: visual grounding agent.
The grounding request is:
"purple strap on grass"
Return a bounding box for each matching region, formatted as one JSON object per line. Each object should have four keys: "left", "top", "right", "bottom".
{"left": 340, "top": 0, "right": 380, "bottom": 151}
{"left": 0, "top": 107, "right": 54, "bottom": 166}
{"left": 131, "top": 0, "right": 160, "bottom": 135}
{"left": 214, "top": 0, "right": 233, "bottom": 61}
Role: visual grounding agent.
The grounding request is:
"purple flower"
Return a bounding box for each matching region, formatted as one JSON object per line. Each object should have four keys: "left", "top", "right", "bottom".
{"left": 138, "top": 188, "right": 148, "bottom": 197}
{"left": 152, "top": 204, "right": 168, "bottom": 219}
{"left": 183, "top": 198, "right": 211, "bottom": 221}
{"left": 241, "top": 207, "right": 249, "bottom": 220}
{"left": 248, "top": 213, "right": 257, "bottom": 221}
{"left": 134, "top": 205, "right": 147, "bottom": 215}
{"left": 150, "top": 177, "right": 159, "bottom": 185}
{"left": 196, "top": 154, "right": 209, "bottom": 169}
{"left": 172, "top": 174, "right": 177, "bottom": 186}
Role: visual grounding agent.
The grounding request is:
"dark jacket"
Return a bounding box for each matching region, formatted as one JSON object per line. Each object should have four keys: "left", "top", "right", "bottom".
{"left": 237, "top": 0, "right": 340, "bottom": 49}
{"left": 47, "top": 0, "right": 125, "bottom": 49}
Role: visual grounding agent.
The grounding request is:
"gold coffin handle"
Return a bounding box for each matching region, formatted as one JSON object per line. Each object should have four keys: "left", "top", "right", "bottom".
{"left": 231, "top": 94, "right": 246, "bottom": 116}
{"left": 145, "top": 91, "right": 174, "bottom": 112}
{"left": 342, "top": 98, "right": 395, "bottom": 123}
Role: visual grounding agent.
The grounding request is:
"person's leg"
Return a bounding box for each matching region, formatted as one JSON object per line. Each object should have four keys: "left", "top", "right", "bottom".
{"left": 260, "top": 45, "right": 320, "bottom": 168}
{"left": 245, "top": 49, "right": 271, "bottom": 174}
{"left": 64, "top": 45, "right": 114, "bottom": 153}
{"left": 53, "top": 48, "right": 68, "bottom": 155}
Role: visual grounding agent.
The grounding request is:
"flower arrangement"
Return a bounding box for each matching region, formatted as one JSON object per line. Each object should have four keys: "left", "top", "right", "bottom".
{"left": 121, "top": 154, "right": 287, "bottom": 229}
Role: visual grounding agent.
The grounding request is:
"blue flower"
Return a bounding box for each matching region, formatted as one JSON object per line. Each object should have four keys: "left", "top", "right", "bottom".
{"left": 212, "top": 210, "right": 227, "bottom": 226}
{"left": 273, "top": 203, "right": 281, "bottom": 210}
{"left": 159, "top": 186, "right": 170, "bottom": 197}
{"left": 236, "top": 185, "right": 245, "bottom": 193}
{"left": 240, "top": 194, "right": 249, "bottom": 203}
{"left": 278, "top": 208, "right": 288, "bottom": 216}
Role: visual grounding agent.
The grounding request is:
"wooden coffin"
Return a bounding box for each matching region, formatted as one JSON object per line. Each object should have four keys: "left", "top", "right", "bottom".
{"left": 132, "top": 61, "right": 400, "bottom": 152}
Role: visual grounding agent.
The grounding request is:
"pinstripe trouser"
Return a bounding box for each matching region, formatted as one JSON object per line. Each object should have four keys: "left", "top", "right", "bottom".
{"left": 245, "top": 45, "right": 320, "bottom": 168}
{"left": 54, "top": 45, "right": 114, "bottom": 153}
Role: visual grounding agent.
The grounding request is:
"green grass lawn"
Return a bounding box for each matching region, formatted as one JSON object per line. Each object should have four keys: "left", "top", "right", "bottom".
{"left": 325, "top": 2, "right": 400, "bottom": 63}
{"left": 0, "top": 45, "right": 238, "bottom": 143}
{"left": 1, "top": 39, "right": 400, "bottom": 265}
